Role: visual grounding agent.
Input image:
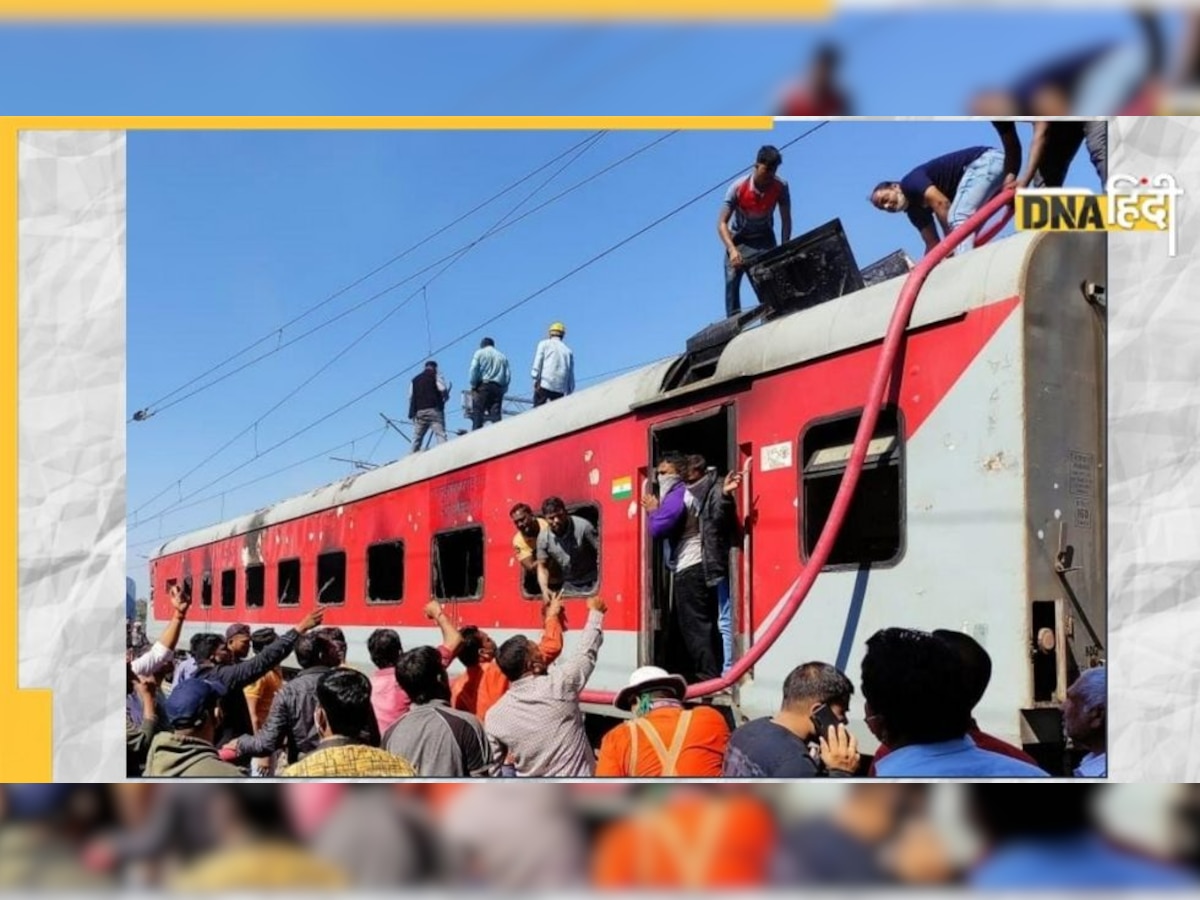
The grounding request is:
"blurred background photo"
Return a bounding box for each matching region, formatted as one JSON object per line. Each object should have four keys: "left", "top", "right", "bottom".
{"left": 2, "top": 783, "right": 1197, "bottom": 889}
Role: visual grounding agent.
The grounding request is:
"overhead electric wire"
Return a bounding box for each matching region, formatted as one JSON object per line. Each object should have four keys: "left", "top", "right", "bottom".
{"left": 127, "top": 424, "right": 392, "bottom": 545}
{"left": 134, "top": 129, "right": 678, "bottom": 422}
{"left": 129, "top": 130, "right": 606, "bottom": 422}
{"left": 135, "top": 121, "right": 832, "bottom": 528}
{"left": 131, "top": 130, "right": 609, "bottom": 521}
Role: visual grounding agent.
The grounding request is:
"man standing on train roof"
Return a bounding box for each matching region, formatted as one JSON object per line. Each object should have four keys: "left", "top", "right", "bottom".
{"left": 870, "top": 143, "right": 1007, "bottom": 258}
{"left": 531, "top": 322, "right": 574, "bottom": 407}
{"left": 468, "top": 337, "right": 511, "bottom": 431}
{"left": 718, "top": 144, "right": 792, "bottom": 319}
{"left": 408, "top": 360, "right": 452, "bottom": 454}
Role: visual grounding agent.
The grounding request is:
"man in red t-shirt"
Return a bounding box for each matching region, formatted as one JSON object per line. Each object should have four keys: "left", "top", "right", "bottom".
{"left": 718, "top": 145, "right": 792, "bottom": 319}
{"left": 868, "top": 629, "right": 1039, "bottom": 775}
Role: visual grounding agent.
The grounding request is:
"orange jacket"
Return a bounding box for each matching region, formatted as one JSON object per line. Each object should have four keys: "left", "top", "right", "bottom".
{"left": 595, "top": 706, "right": 729, "bottom": 777}
{"left": 591, "top": 792, "right": 777, "bottom": 888}
{"left": 451, "top": 613, "right": 564, "bottom": 723}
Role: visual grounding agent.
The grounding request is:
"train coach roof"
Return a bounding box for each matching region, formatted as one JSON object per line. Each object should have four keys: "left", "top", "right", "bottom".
{"left": 154, "top": 230, "right": 1041, "bottom": 558}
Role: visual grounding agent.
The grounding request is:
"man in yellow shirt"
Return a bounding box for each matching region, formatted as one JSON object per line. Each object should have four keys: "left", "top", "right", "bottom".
{"left": 511, "top": 502, "right": 549, "bottom": 587}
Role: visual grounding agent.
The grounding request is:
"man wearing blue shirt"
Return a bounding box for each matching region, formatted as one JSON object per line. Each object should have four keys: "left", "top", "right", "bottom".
{"left": 967, "top": 786, "right": 1197, "bottom": 888}
{"left": 860, "top": 627, "right": 1049, "bottom": 778}
{"left": 870, "top": 145, "right": 1006, "bottom": 257}
{"left": 467, "top": 337, "right": 511, "bottom": 431}
{"left": 531, "top": 322, "right": 575, "bottom": 407}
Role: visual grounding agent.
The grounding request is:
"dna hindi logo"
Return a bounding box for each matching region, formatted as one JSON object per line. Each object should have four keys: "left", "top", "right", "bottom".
{"left": 1015, "top": 173, "right": 1181, "bottom": 257}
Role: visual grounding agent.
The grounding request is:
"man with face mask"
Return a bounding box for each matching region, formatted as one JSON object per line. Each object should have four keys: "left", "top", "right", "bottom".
{"left": 642, "top": 452, "right": 690, "bottom": 567}
{"left": 642, "top": 452, "right": 694, "bottom": 677}
{"left": 642, "top": 454, "right": 742, "bottom": 684}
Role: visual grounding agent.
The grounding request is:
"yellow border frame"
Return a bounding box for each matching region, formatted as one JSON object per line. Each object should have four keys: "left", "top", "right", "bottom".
{"left": 0, "top": 1, "right": 828, "bottom": 19}
{"left": 0, "top": 114, "right": 773, "bottom": 781}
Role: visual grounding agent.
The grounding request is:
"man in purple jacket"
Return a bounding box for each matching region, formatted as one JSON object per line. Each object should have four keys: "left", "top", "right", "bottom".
{"left": 642, "top": 451, "right": 690, "bottom": 564}
{"left": 641, "top": 451, "right": 721, "bottom": 682}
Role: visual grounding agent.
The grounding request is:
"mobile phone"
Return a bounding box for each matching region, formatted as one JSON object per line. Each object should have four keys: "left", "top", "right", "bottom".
{"left": 810, "top": 703, "right": 844, "bottom": 741}
{"left": 181, "top": 575, "right": 193, "bottom": 603}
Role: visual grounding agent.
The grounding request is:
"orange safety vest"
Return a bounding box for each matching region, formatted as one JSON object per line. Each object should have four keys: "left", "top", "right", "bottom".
{"left": 633, "top": 795, "right": 729, "bottom": 888}
{"left": 626, "top": 709, "right": 694, "bottom": 777}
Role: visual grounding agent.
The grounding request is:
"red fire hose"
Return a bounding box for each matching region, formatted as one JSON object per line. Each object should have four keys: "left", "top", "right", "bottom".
{"left": 580, "top": 187, "right": 1017, "bottom": 707}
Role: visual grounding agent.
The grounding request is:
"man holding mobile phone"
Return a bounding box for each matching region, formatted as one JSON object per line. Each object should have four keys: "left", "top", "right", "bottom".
{"left": 722, "top": 661, "right": 860, "bottom": 777}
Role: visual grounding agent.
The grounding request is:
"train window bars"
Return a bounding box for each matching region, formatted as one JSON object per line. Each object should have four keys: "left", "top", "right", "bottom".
{"left": 799, "top": 405, "right": 906, "bottom": 571}
{"left": 367, "top": 540, "right": 405, "bottom": 604}
{"left": 246, "top": 564, "right": 265, "bottom": 608}
{"left": 277, "top": 558, "right": 301, "bottom": 606}
{"left": 317, "top": 550, "right": 347, "bottom": 605}
{"left": 200, "top": 572, "right": 213, "bottom": 608}
{"left": 432, "top": 526, "right": 485, "bottom": 602}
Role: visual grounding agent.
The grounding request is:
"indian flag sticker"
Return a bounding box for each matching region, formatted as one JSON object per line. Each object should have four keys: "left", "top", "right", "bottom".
{"left": 611, "top": 476, "right": 633, "bottom": 501}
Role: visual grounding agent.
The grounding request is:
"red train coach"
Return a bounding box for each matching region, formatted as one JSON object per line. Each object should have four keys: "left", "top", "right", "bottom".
{"left": 149, "top": 226, "right": 1106, "bottom": 766}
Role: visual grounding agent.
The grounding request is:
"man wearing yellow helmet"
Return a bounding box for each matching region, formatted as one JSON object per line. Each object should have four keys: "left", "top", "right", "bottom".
{"left": 531, "top": 322, "right": 575, "bottom": 407}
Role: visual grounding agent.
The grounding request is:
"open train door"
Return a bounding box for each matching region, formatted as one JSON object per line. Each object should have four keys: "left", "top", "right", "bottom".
{"left": 645, "top": 403, "right": 742, "bottom": 720}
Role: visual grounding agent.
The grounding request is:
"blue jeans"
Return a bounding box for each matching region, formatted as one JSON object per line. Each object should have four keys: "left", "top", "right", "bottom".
{"left": 723, "top": 232, "right": 776, "bottom": 318}
{"left": 717, "top": 579, "right": 733, "bottom": 676}
{"left": 948, "top": 148, "right": 1005, "bottom": 254}
{"left": 1072, "top": 41, "right": 1151, "bottom": 117}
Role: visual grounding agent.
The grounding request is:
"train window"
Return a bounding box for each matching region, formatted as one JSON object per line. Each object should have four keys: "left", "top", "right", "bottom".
{"left": 317, "top": 551, "right": 347, "bottom": 605}
{"left": 246, "top": 564, "right": 265, "bottom": 608}
{"left": 201, "top": 572, "right": 213, "bottom": 608}
{"left": 277, "top": 558, "right": 301, "bottom": 606}
{"left": 519, "top": 503, "right": 601, "bottom": 599}
{"left": 165, "top": 578, "right": 178, "bottom": 602}
{"left": 433, "top": 527, "right": 484, "bottom": 602}
{"left": 367, "top": 540, "right": 405, "bottom": 604}
{"left": 220, "top": 569, "right": 237, "bottom": 608}
{"left": 800, "top": 406, "right": 905, "bottom": 570}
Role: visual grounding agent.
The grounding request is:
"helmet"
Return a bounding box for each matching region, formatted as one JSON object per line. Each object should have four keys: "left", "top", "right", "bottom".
{"left": 549, "top": 322, "right": 566, "bottom": 336}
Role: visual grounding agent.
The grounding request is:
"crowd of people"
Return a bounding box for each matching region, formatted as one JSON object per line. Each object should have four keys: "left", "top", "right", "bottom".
{"left": 3, "top": 783, "right": 1197, "bottom": 888}
{"left": 127, "top": 514, "right": 1108, "bottom": 777}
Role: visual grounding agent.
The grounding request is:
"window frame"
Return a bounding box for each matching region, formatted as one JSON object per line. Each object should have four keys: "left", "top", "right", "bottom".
{"left": 431, "top": 524, "right": 486, "bottom": 603}
{"left": 366, "top": 538, "right": 406, "bottom": 605}
{"left": 798, "top": 404, "right": 907, "bottom": 572}
{"left": 277, "top": 557, "right": 302, "bottom": 607}
{"left": 220, "top": 568, "right": 238, "bottom": 608}
{"left": 316, "top": 549, "right": 348, "bottom": 606}
{"left": 519, "top": 502, "right": 603, "bottom": 599}
{"left": 245, "top": 563, "right": 266, "bottom": 608}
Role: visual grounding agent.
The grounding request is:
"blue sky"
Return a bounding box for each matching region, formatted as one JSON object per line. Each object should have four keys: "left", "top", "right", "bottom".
{"left": 123, "top": 118, "right": 1100, "bottom": 595}
{"left": 0, "top": 11, "right": 1183, "bottom": 115}
{"left": 0, "top": 10, "right": 1162, "bottom": 596}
